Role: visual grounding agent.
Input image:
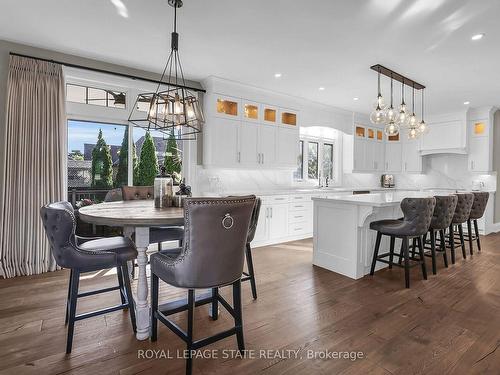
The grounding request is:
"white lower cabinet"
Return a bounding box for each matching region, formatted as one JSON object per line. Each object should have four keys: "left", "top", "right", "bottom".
{"left": 253, "top": 194, "right": 313, "bottom": 247}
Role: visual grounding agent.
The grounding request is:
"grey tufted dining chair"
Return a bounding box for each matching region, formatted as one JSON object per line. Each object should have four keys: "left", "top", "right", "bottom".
{"left": 466, "top": 192, "right": 489, "bottom": 254}
{"left": 150, "top": 196, "right": 256, "bottom": 375}
{"left": 369, "top": 197, "right": 436, "bottom": 288}
{"left": 40, "top": 201, "right": 137, "bottom": 353}
{"left": 422, "top": 195, "right": 458, "bottom": 274}
{"left": 449, "top": 193, "right": 474, "bottom": 263}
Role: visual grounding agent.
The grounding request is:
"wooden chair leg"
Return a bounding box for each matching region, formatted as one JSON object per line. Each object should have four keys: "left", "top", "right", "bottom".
{"left": 449, "top": 225, "right": 456, "bottom": 264}
{"left": 158, "top": 242, "right": 162, "bottom": 251}
{"left": 440, "top": 229, "right": 448, "bottom": 267}
{"left": 430, "top": 230, "right": 437, "bottom": 275}
{"left": 389, "top": 235, "right": 395, "bottom": 269}
{"left": 66, "top": 269, "right": 80, "bottom": 354}
{"left": 370, "top": 232, "right": 382, "bottom": 275}
{"left": 467, "top": 219, "right": 474, "bottom": 255}
{"left": 403, "top": 237, "right": 410, "bottom": 288}
{"left": 210, "top": 288, "right": 219, "bottom": 320}
{"left": 474, "top": 219, "right": 481, "bottom": 251}
{"left": 122, "top": 265, "right": 136, "bottom": 333}
{"left": 245, "top": 243, "right": 257, "bottom": 299}
{"left": 186, "top": 289, "right": 195, "bottom": 375}
{"left": 458, "top": 224, "right": 466, "bottom": 259}
{"left": 233, "top": 280, "right": 245, "bottom": 353}
{"left": 151, "top": 273, "right": 159, "bottom": 342}
{"left": 116, "top": 266, "right": 127, "bottom": 305}
{"left": 65, "top": 269, "right": 73, "bottom": 325}
{"left": 417, "top": 236, "right": 427, "bottom": 280}
{"left": 398, "top": 239, "right": 404, "bottom": 265}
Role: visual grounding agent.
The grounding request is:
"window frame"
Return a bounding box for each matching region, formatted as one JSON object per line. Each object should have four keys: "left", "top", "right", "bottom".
{"left": 295, "top": 135, "right": 340, "bottom": 186}
{"left": 64, "top": 67, "right": 196, "bottom": 188}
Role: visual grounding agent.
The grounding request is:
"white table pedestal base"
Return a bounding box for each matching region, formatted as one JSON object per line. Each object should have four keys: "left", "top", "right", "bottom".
{"left": 129, "top": 226, "right": 151, "bottom": 341}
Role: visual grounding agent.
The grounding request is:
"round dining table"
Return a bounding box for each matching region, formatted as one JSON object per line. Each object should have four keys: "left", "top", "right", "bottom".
{"left": 78, "top": 200, "right": 184, "bottom": 340}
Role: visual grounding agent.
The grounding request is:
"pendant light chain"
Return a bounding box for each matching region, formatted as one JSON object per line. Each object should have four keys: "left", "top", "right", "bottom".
{"left": 128, "top": 0, "right": 205, "bottom": 140}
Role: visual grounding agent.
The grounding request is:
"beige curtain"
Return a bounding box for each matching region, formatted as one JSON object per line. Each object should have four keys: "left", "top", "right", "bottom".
{"left": 0, "top": 55, "right": 66, "bottom": 278}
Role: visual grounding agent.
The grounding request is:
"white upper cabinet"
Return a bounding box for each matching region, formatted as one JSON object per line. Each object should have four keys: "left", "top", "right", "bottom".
{"left": 276, "top": 127, "right": 300, "bottom": 167}
{"left": 346, "top": 124, "right": 385, "bottom": 173}
{"left": 385, "top": 135, "right": 403, "bottom": 172}
{"left": 238, "top": 122, "right": 259, "bottom": 165}
{"left": 203, "top": 93, "right": 299, "bottom": 169}
{"left": 258, "top": 125, "right": 277, "bottom": 166}
{"left": 203, "top": 117, "right": 239, "bottom": 167}
{"left": 467, "top": 107, "right": 495, "bottom": 173}
{"left": 401, "top": 128, "right": 423, "bottom": 173}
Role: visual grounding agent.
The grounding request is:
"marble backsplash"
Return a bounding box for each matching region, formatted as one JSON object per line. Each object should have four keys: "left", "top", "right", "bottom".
{"left": 196, "top": 153, "right": 497, "bottom": 194}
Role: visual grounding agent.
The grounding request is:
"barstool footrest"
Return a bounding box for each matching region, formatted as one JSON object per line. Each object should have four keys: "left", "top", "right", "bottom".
{"left": 158, "top": 291, "right": 213, "bottom": 316}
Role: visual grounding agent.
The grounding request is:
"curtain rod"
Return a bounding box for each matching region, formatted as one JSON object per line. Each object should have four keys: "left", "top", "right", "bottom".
{"left": 9, "top": 52, "right": 206, "bottom": 93}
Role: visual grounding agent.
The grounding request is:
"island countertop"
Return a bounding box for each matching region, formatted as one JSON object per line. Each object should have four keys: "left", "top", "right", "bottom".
{"left": 312, "top": 190, "right": 457, "bottom": 208}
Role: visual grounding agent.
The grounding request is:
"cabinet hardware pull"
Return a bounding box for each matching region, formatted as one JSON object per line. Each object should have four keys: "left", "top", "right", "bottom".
{"left": 237, "top": 151, "right": 241, "bottom": 163}
{"left": 262, "top": 153, "right": 265, "bottom": 164}
{"left": 294, "top": 215, "right": 303, "bottom": 218}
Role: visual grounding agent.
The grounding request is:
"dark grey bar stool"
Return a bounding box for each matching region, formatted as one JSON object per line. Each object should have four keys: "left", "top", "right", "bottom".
{"left": 150, "top": 196, "right": 256, "bottom": 375}
{"left": 423, "top": 195, "right": 458, "bottom": 274}
{"left": 241, "top": 197, "right": 261, "bottom": 299}
{"left": 448, "top": 193, "right": 474, "bottom": 263}
{"left": 370, "top": 197, "right": 436, "bottom": 288}
{"left": 466, "top": 192, "right": 489, "bottom": 254}
{"left": 40, "top": 201, "right": 137, "bottom": 353}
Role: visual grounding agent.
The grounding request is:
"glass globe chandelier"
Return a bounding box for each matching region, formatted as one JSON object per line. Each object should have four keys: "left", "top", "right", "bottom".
{"left": 369, "top": 64, "right": 428, "bottom": 139}
{"left": 370, "top": 69, "right": 387, "bottom": 125}
{"left": 128, "top": 0, "right": 204, "bottom": 140}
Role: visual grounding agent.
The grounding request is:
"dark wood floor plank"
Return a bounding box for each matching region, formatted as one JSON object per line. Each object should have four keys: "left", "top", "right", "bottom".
{"left": 0, "top": 235, "right": 499, "bottom": 374}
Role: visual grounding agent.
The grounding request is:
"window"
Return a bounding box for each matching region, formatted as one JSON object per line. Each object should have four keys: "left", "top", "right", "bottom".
{"left": 67, "top": 120, "right": 128, "bottom": 192}
{"left": 66, "top": 83, "right": 126, "bottom": 109}
{"left": 293, "top": 140, "right": 304, "bottom": 180}
{"left": 322, "top": 143, "right": 334, "bottom": 180}
{"left": 307, "top": 142, "right": 319, "bottom": 179}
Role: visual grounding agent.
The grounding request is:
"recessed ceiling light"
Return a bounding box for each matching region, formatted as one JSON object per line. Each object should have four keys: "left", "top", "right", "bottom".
{"left": 353, "top": 97, "right": 359, "bottom": 101}
{"left": 274, "top": 73, "right": 282, "bottom": 78}
{"left": 471, "top": 33, "right": 485, "bottom": 41}
{"left": 464, "top": 101, "right": 470, "bottom": 105}
{"left": 319, "top": 87, "right": 325, "bottom": 91}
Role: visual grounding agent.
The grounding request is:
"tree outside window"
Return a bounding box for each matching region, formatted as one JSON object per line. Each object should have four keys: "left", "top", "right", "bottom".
{"left": 308, "top": 142, "right": 319, "bottom": 180}
{"left": 322, "top": 143, "right": 334, "bottom": 180}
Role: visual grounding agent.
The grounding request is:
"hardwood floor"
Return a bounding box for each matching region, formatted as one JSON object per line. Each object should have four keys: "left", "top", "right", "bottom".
{"left": 0, "top": 235, "right": 499, "bottom": 375}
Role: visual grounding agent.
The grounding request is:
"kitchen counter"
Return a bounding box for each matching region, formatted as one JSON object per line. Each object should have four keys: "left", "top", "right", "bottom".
{"left": 312, "top": 190, "right": 456, "bottom": 280}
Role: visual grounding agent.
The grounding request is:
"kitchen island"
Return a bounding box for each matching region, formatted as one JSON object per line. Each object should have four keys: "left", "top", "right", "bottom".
{"left": 312, "top": 191, "right": 442, "bottom": 279}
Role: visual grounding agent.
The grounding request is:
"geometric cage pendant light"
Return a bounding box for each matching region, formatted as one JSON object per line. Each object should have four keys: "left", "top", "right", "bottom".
{"left": 128, "top": 0, "right": 205, "bottom": 140}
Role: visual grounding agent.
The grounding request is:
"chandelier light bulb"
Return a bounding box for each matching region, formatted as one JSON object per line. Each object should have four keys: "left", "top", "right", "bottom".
{"left": 370, "top": 106, "right": 386, "bottom": 125}
{"left": 173, "top": 93, "right": 183, "bottom": 115}
{"left": 384, "top": 121, "right": 400, "bottom": 136}
{"left": 385, "top": 105, "right": 397, "bottom": 123}
{"left": 408, "top": 112, "right": 418, "bottom": 128}
{"left": 418, "top": 120, "right": 428, "bottom": 134}
{"left": 408, "top": 126, "right": 419, "bottom": 139}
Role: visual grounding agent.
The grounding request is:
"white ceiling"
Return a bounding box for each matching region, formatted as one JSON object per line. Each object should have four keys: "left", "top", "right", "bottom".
{"left": 1, "top": 0, "right": 499, "bottom": 115}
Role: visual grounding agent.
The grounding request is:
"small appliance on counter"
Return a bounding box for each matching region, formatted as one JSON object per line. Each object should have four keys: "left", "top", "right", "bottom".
{"left": 381, "top": 174, "right": 395, "bottom": 188}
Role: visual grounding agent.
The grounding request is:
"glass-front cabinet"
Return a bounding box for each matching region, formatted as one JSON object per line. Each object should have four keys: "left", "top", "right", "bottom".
{"left": 263, "top": 105, "right": 277, "bottom": 124}
{"left": 280, "top": 109, "right": 297, "bottom": 126}
{"left": 214, "top": 95, "right": 241, "bottom": 119}
{"left": 243, "top": 100, "right": 260, "bottom": 122}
